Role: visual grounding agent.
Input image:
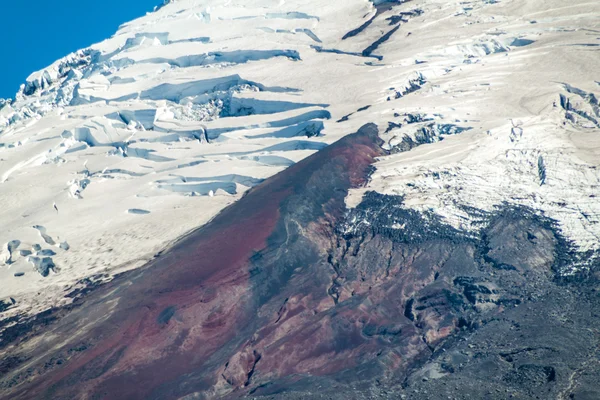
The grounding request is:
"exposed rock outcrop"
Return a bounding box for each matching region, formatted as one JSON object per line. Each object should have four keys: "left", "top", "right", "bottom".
{"left": 0, "top": 125, "right": 598, "bottom": 400}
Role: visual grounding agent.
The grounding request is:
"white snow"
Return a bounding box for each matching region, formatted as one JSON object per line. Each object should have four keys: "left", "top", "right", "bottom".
{"left": 343, "top": 0, "right": 600, "bottom": 273}
{"left": 0, "top": 0, "right": 599, "bottom": 317}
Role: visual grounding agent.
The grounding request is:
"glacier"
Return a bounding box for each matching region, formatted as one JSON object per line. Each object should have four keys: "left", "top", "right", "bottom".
{"left": 0, "top": 0, "right": 599, "bottom": 398}
{"left": 0, "top": 0, "right": 598, "bottom": 374}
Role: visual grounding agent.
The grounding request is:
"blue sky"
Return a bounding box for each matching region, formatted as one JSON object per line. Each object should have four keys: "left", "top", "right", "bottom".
{"left": 0, "top": 0, "right": 160, "bottom": 99}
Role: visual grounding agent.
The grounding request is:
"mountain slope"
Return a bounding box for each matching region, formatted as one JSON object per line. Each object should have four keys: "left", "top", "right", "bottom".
{"left": 1, "top": 125, "right": 599, "bottom": 399}
{"left": 0, "top": 0, "right": 599, "bottom": 398}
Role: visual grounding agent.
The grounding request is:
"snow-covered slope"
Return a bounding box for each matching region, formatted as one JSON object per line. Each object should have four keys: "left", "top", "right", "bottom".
{"left": 0, "top": 0, "right": 598, "bottom": 317}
